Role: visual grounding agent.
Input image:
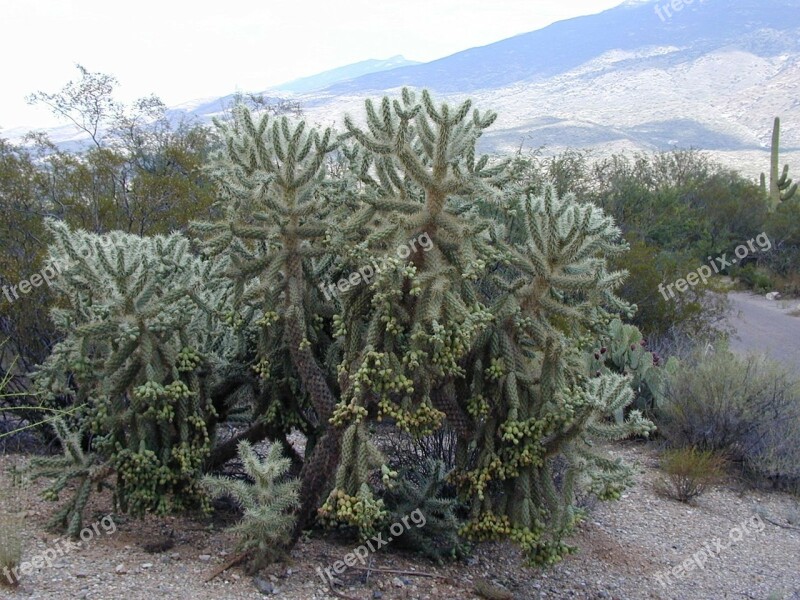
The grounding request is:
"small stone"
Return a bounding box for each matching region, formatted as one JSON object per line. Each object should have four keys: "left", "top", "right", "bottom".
{"left": 198, "top": 554, "right": 212, "bottom": 562}
{"left": 115, "top": 564, "right": 127, "bottom": 575}
{"left": 373, "top": 591, "right": 384, "bottom": 599}
{"left": 74, "top": 571, "right": 89, "bottom": 578}
{"left": 141, "top": 563, "right": 153, "bottom": 569}
{"left": 392, "top": 577, "right": 405, "bottom": 588}
{"left": 286, "top": 567, "right": 293, "bottom": 576}
{"left": 253, "top": 577, "right": 274, "bottom": 595}
{"left": 269, "top": 574, "right": 279, "bottom": 583}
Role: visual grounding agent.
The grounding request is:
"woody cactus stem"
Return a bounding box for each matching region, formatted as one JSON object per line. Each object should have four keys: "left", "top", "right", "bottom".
{"left": 196, "top": 107, "right": 344, "bottom": 542}
{"left": 761, "top": 117, "right": 798, "bottom": 210}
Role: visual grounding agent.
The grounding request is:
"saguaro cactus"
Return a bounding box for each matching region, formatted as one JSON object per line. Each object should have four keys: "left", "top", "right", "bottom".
{"left": 761, "top": 117, "right": 797, "bottom": 210}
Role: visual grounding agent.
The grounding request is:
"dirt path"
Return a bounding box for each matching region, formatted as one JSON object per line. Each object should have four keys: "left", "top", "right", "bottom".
{"left": 727, "top": 292, "right": 800, "bottom": 373}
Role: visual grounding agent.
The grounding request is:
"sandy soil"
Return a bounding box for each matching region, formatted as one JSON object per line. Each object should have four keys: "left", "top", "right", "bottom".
{"left": 1, "top": 443, "right": 798, "bottom": 600}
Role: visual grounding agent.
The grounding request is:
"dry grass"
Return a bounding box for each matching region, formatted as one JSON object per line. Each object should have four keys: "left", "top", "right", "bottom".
{"left": 0, "top": 465, "right": 24, "bottom": 587}
{"left": 656, "top": 447, "right": 727, "bottom": 503}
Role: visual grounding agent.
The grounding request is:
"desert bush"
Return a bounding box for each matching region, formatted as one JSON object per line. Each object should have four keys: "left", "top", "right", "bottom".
{"left": 657, "top": 349, "right": 800, "bottom": 491}
{"left": 733, "top": 263, "right": 775, "bottom": 293}
{"left": 380, "top": 425, "right": 461, "bottom": 472}
{"left": 656, "top": 447, "right": 727, "bottom": 503}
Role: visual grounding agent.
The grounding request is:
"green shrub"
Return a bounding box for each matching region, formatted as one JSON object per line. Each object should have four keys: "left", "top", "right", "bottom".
{"left": 656, "top": 447, "right": 727, "bottom": 503}
{"left": 733, "top": 263, "right": 775, "bottom": 293}
{"left": 657, "top": 349, "right": 800, "bottom": 491}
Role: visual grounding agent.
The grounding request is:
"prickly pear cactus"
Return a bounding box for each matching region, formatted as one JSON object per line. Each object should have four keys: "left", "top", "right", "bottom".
{"left": 588, "top": 318, "right": 675, "bottom": 420}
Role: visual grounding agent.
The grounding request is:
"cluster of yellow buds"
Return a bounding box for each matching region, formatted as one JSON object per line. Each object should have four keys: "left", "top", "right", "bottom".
{"left": 255, "top": 310, "right": 279, "bottom": 328}
{"left": 380, "top": 464, "right": 399, "bottom": 489}
{"left": 176, "top": 346, "right": 202, "bottom": 372}
{"left": 466, "top": 394, "right": 490, "bottom": 418}
{"left": 376, "top": 398, "right": 444, "bottom": 436}
{"left": 485, "top": 357, "right": 505, "bottom": 380}
{"left": 252, "top": 357, "right": 271, "bottom": 380}
{"left": 332, "top": 313, "right": 347, "bottom": 338}
{"left": 329, "top": 400, "right": 369, "bottom": 426}
{"left": 318, "top": 487, "right": 387, "bottom": 537}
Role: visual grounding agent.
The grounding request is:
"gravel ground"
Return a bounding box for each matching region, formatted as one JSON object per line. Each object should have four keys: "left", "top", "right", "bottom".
{"left": 1, "top": 442, "right": 798, "bottom": 600}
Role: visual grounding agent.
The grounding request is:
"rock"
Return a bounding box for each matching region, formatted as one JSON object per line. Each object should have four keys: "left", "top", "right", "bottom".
{"left": 392, "top": 577, "right": 405, "bottom": 588}
{"left": 74, "top": 571, "right": 89, "bottom": 578}
{"left": 253, "top": 576, "right": 274, "bottom": 595}
{"left": 114, "top": 564, "right": 127, "bottom": 575}
{"left": 198, "top": 554, "right": 212, "bottom": 562}
{"left": 766, "top": 291, "right": 781, "bottom": 300}
{"left": 373, "top": 592, "right": 384, "bottom": 599}
{"left": 141, "top": 563, "right": 153, "bottom": 569}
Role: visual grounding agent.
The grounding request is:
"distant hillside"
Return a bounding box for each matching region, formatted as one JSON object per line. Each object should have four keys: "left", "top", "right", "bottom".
{"left": 298, "top": 0, "right": 800, "bottom": 176}
{"left": 272, "top": 56, "right": 419, "bottom": 94}
{"left": 10, "top": 0, "right": 800, "bottom": 176}
{"left": 316, "top": 0, "right": 800, "bottom": 95}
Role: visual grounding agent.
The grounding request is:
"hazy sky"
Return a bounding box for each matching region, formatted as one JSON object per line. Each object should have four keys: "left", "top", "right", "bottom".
{"left": 2, "top": 0, "right": 626, "bottom": 131}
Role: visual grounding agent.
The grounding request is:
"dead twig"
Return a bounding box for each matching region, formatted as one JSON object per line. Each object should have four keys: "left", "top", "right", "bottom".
{"left": 762, "top": 514, "right": 800, "bottom": 532}
{"left": 327, "top": 580, "right": 360, "bottom": 600}
{"left": 350, "top": 565, "right": 453, "bottom": 582}
{"left": 204, "top": 550, "right": 249, "bottom": 583}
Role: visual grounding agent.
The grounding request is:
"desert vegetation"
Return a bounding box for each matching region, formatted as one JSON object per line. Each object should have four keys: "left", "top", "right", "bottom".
{"left": 1, "top": 67, "right": 799, "bottom": 599}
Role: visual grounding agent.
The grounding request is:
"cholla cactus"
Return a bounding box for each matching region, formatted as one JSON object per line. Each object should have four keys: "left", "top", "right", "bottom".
{"left": 203, "top": 441, "right": 299, "bottom": 573}
{"left": 33, "top": 90, "right": 654, "bottom": 567}
{"left": 28, "top": 418, "right": 111, "bottom": 537}
{"left": 33, "top": 220, "right": 231, "bottom": 518}
{"left": 194, "top": 107, "right": 343, "bottom": 541}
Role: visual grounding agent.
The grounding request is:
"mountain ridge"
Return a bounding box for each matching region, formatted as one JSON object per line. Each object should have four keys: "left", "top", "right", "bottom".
{"left": 9, "top": 0, "right": 800, "bottom": 176}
